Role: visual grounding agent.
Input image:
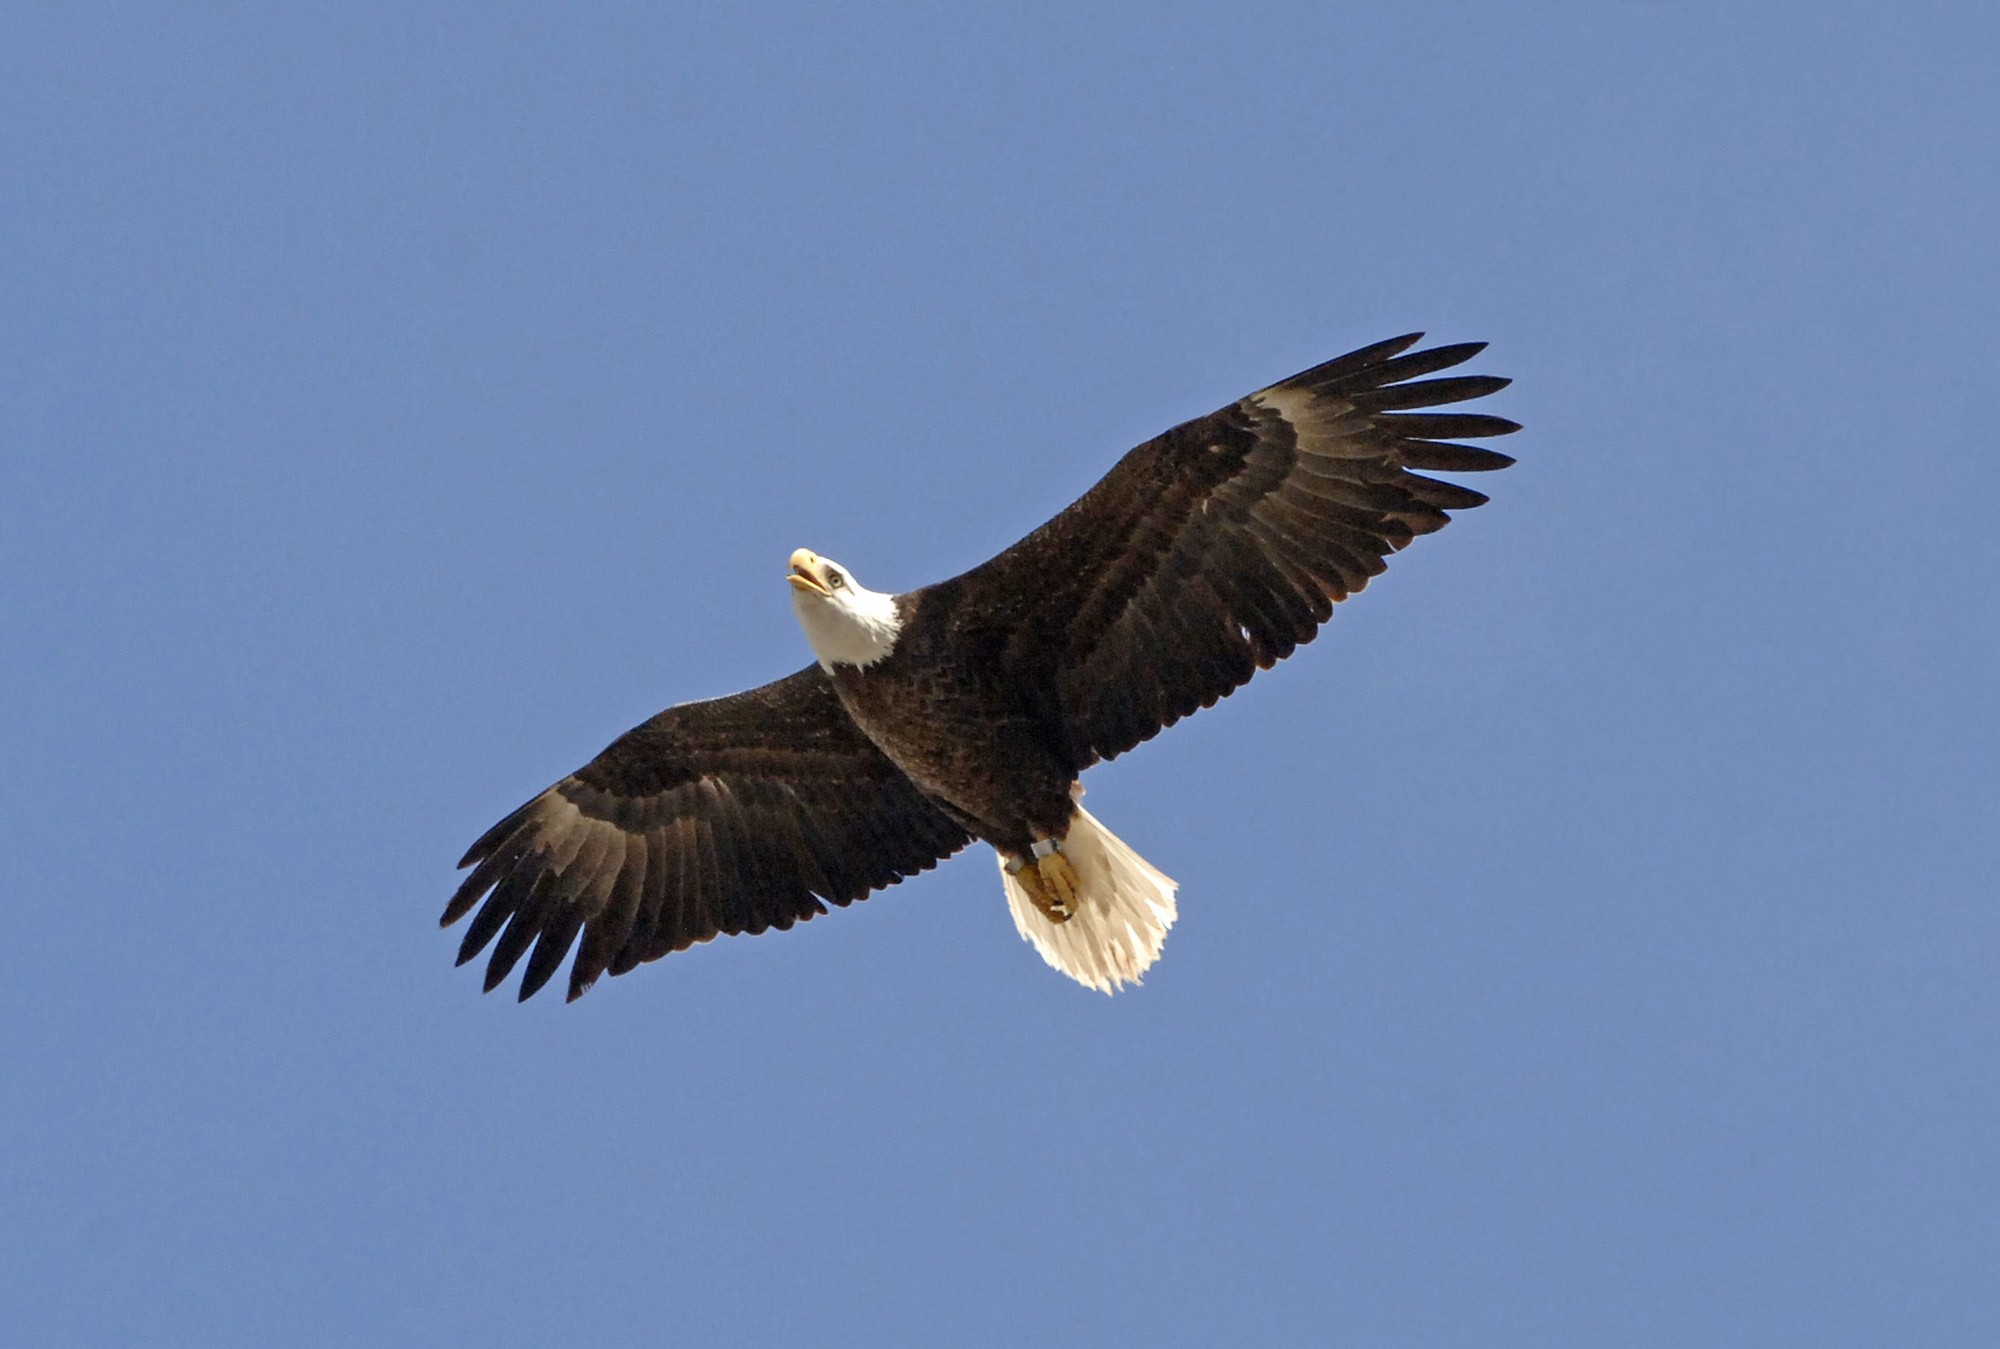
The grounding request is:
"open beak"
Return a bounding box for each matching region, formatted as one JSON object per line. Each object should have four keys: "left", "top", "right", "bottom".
{"left": 787, "top": 548, "right": 832, "bottom": 597}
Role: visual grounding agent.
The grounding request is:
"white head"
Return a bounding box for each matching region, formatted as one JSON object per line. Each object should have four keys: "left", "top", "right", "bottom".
{"left": 787, "top": 548, "right": 903, "bottom": 670}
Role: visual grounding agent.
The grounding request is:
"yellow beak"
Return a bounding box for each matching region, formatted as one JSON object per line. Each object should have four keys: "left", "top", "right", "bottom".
{"left": 787, "top": 548, "right": 832, "bottom": 597}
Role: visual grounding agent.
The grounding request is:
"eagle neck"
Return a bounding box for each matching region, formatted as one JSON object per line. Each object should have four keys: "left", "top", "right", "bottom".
{"left": 792, "top": 586, "right": 904, "bottom": 671}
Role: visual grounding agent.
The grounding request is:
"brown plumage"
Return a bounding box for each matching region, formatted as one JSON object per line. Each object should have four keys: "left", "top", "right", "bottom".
{"left": 443, "top": 671, "right": 970, "bottom": 1002}
{"left": 446, "top": 333, "right": 1517, "bottom": 1000}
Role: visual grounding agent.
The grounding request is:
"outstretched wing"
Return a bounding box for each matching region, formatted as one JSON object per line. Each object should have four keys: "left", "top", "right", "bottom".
{"left": 443, "top": 667, "right": 972, "bottom": 1001}
{"left": 943, "top": 333, "right": 1518, "bottom": 770}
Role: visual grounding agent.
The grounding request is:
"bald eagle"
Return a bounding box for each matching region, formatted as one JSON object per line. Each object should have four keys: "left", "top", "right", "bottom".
{"left": 444, "top": 334, "right": 1517, "bottom": 1000}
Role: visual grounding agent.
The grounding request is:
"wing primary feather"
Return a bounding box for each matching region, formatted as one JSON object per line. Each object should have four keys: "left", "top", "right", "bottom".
{"left": 1376, "top": 411, "right": 1521, "bottom": 441}
{"left": 441, "top": 841, "right": 524, "bottom": 927}
{"left": 1283, "top": 332, "right": 1425, "bottom": 386}
{"left": 1400, "top": 475, "right": 1491, "bottom": 511}
{"left": 1321, "top": 340, "right": 1487, "bottom": 390}
{"left": 456, "top": 797, "right": 540, "bottom": 869}
{"left": 456, "top": 867, "right": 536, "bottom": 966}
{"left": 481, "top": 872, "right": 555, "bottom": 992}
{"left": 518, "top": 909, "right": 585, "bottom": 1002}
{"left": 1283, "top": 466, "right": 1421, "bottom": 516}
{"left": 1397, "top": 440, "right": 1517, "bottom": 473}
{"left": 1351, "top": 375, "right": 1511, "bottom": 411}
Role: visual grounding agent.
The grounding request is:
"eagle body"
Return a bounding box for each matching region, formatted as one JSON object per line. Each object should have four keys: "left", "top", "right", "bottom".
{"left": 444, "top": 334, "right": 1519, "bottom": 1000}
{"left": 821, "top": 587, "right": 1078, "bottom": 855}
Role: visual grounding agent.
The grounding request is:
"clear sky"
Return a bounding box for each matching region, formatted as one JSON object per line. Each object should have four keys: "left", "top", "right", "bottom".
{"left": 4, "top": 3, "right": 1996, "bottom": 1345}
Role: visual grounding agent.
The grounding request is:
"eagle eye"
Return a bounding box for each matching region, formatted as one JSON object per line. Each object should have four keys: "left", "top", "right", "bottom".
{"left": 828, "top": 572, "right": 845, "bottom": 589}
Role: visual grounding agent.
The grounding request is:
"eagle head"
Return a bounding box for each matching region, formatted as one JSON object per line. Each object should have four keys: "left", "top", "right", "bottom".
{"left": 787, "top": 548, "right": 903, "bottom": 670}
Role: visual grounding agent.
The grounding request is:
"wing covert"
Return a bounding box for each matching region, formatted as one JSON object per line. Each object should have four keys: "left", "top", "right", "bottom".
{"left": 442, "top": 666, "right": 971, "bottom": 1001}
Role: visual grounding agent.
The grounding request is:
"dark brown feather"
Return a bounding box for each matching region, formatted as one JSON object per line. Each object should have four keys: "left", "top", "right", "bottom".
{"left": 1350, "top": 374, "right": 1511, "bottom": 411}
{"left": 929, "top": 334, "right": 1517, "bottom": 769}
{"left": 1327, "top": 340, "right": 1488, "bottom": 389}
{"left": 1399, "top": 440, "right": 1518, "bottom": 473}
{"left": 443, "top": 667, "right": 971, "bottom": 1000}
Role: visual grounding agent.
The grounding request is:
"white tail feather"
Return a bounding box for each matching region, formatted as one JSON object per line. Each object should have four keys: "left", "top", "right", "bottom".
{"left": 997, "top": 803, "right": 1178, "bottom": 994}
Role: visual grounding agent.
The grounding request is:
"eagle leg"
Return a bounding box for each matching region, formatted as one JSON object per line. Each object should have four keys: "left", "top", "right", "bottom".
{"left": 1036, "top": 849, "right": 1079, "bottom": 917}
{"left": 1006, "top": 839, "right": 1079, "bottom": 923}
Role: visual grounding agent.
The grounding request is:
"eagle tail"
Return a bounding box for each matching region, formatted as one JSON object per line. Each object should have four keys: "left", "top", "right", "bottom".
{"left": 998, "top": 802, "right": 1178, "bottom": 994}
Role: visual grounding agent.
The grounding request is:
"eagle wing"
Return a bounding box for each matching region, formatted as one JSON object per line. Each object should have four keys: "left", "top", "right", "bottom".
{"left": 442, "top": 666, "right": 972, "bottom": 1001}
{"left": 945, "top": 334, "right": 1518, "bottom": 770}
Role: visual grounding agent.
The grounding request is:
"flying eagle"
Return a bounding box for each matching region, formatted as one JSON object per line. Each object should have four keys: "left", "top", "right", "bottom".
{"left": 444, "top": 333, "right": 1517, "bottom": 1000}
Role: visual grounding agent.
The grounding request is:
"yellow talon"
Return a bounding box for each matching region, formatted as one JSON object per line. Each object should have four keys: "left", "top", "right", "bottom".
{"left": 1036, "top": 850, "right": 1080, "bottom": 917}
{"left": 1015, "top": 864, "right": 1064, "bottom": 923}
{"left": 1012, "top": 846, "right": 1080, "bottom": 924}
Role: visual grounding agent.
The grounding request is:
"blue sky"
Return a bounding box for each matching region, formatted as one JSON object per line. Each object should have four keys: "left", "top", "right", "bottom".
{"left": 4, "top": 3, "right": 1996, "bottom": 1344}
